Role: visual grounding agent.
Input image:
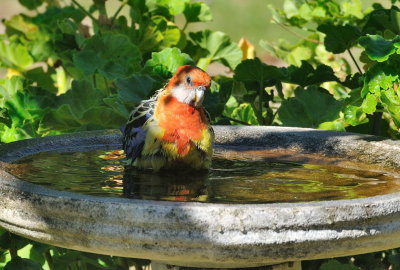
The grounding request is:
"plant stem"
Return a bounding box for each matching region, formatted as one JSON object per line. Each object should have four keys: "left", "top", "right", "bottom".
{"left": 9, "top": 248, "right": 18, "bottom": 258}
{"left": 111, "top": 1, "right": 128, "bottom": 24}
{"left": 372, "top": 111, "right": 383, "bottom": 136}
{"left": 271, "top": 18, "right": 321, "bottom": 44}
{"left": 9, "top": 233, "right": 18, "bottom": 258}
{"left": 347, "top": 48, "right": 363, "bottom": 74}
{"left": 103, "top": 76, "right": 110, "bottom": 95}
{"left": 92, "top": 75, "right": 97, "bottom": 88}
{"left": 71, "top": 0, "right": 99, "bottom": 25}
{"left": 222, "top": 115, "right": 251, "bottom": 125}
{"left": 257, "top": 81, "right": 267, "bottom": 125}
{"left": 182, "top": 21, "right": 189, "bottom": 32}
{"left": 45, "top": 250, "right": 54, "bottom": 270}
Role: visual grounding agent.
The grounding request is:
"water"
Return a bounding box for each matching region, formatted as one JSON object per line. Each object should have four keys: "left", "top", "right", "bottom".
{"left": 6, "top": 147, "right": 400, "bottom": 203}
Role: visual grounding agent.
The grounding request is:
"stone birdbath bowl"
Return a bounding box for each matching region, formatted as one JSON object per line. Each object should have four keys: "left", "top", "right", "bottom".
{"left": 1, "top": 126, "right": 400, "bottom": 270}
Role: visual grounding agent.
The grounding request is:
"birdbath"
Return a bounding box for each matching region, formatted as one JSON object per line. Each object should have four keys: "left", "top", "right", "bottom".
{"left": 2, "top": 126, "right": 400, "bottom": 270}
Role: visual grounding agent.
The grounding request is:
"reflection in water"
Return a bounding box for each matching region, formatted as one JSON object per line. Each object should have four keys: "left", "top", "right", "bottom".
{"left": 122, "top": 168, "right": 209, "bottom": 202}
{"left": 6, "top": 147, "right": 400, "bottom": 203}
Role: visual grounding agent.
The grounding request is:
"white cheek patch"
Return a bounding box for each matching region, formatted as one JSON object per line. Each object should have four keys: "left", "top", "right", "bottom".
{"left": 171, "top": 85, "right": 195, "bottom": 105}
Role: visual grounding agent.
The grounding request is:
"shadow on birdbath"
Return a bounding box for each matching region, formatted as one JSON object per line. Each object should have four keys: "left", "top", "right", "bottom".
{"left": 1, "top": 126, "right": 400, "bottom": 270}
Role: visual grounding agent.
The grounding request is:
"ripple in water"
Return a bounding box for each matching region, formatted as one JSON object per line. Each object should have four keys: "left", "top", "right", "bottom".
{"left": 6, "top": 147, "right": 400, "bottom": 203}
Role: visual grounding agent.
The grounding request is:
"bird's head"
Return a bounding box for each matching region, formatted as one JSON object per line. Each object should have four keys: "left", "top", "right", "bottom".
{"left": 166, "top": 65, "right": 212, "bottom": 108}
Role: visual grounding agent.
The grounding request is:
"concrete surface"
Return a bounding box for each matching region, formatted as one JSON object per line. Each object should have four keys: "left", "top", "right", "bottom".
{"left": 1, "top": 126, "right": 400, "bottom": 268}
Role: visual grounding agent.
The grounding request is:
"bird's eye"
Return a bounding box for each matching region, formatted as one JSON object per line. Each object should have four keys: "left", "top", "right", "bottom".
{"left": 186, "top": 76, "right": 192, "bottom": 85}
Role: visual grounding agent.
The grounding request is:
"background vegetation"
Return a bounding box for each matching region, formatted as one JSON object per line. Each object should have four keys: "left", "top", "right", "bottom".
{"left": 1, "top": 0, "right": 400, "bottom": 269}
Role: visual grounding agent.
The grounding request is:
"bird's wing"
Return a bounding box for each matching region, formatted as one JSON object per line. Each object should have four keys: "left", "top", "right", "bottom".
{"left": 122, "top": 90, "right": 162, "bottom": 162}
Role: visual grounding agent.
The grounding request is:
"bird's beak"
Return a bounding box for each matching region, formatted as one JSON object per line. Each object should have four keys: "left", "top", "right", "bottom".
{"left": 193, "top": 86, "right": 206, "bottom": 107}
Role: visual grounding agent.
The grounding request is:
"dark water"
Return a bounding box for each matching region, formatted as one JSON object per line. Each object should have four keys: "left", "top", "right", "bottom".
{"left": 6, "top": 148, "right": 400, "bottom": 203}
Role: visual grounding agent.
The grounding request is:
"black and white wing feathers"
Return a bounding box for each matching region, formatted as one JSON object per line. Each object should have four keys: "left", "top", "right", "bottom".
{"left": 121, "top": 93, "right": 159, "bottom": 163}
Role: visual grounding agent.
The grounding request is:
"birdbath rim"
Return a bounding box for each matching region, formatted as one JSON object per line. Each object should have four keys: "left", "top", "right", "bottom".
{"left": 1, "top": 126, "right": 400, "bottom": 268}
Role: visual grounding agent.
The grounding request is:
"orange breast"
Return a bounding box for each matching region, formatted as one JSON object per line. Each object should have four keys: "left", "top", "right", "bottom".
{"left": 155, "top": 94, "right": 208, "bottom": 155}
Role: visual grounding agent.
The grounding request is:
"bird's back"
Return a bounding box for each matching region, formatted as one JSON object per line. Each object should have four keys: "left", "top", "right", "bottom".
{"left": 122, "top": 95, "right": 157, "bottom": 165}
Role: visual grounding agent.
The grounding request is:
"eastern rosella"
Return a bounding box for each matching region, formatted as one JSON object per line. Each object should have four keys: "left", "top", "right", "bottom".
{"left": 122, "top": 65, "right": 214, "bottom": 171}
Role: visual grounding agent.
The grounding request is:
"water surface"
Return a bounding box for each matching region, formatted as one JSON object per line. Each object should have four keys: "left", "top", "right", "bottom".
{"left": 6, "top": 147, "right": 400, "bottom": 203}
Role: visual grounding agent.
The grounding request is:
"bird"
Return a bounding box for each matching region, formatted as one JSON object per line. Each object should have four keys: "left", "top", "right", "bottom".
{"left": 122, "top": 65, "right": 214, "bottom": 171}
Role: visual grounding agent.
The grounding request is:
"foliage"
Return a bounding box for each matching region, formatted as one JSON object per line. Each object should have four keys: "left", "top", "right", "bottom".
{"left": 0, "top": 0, "right": 242, "bottom": 143}
{"left": 0, "top": 227, "right": 150, "bottom": 269}
{"left": 3, "top": 0, "right": 400, "bottom": 138}
{"left": 258, "top": 0, "right": 400, "bottom": 138}
{"left": 2, "top": 0, "right": 400, "bottom": 269}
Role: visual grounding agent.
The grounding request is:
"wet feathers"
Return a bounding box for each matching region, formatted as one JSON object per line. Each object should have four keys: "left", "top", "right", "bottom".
{"left": 122, "top": 65, "right": 214, "bottom": 171}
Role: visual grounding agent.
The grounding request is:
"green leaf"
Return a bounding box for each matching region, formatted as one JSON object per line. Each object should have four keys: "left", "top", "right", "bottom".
{"left": 0, "top": 125, "right": 21, "bottom": 143}
{"left": 40, "top": 104, "right": 81, "bottom": 132}
{"left": 311, "top": 6, "right": 326, "bottom": 18}
{"left": 41, "top": 79, "right": 129, "bottom": 132}
{"left": 81, "top": 33, "right": 142, "bottom": 80}
{"left": 5, "top": 19, "right": 51, "bottom": 63}
{"left": 24, "top": 67, "right": 57, "bottom": 93}
{"left": 362, "top": 63, "right": 399, "bottom": 98}
{"left": 0, "top": 76, "right": 25, "bottom": 99}
{"left": 0, "top": 230, "right": 11, "bottom": 250}
{"left": 319, "top": 120, "right": 346, "bottom": 131}
{"left": 189, "top": 30, "right": 242, "bottom": 69}
{"left": 138, "top": 16, "right": 184, "bottom": 53}
{"left": 214, "top": 76, "right": 233, "bottom": 104}
{"left": 283, "top": 0, "right": 298, "bottom": 18}
{"left": 116, "top": 74, "right": 155, "bottom": 104}
{"left": 28, "top": 243, "right": 50, "bottom": 265}
{"left": 361, "top": 93, "right": 378, "bottom": 114}
{"left": 18, "top": 0, "right": 44, "bottom": 10}
{"left": 278, "top": 86, "right": 342, "bottom": 128}
{"left": 57, "top": 80, "right": 104, "bottom": 119}
{"left": 161, "top": 21, "right": 185, "bottom": 49}
{"left": 389, "top": 253, "right": 400, "bottom": 270}
{"left": 203, "top": 81, "right": 225, "bottom": 121}
{"left": 184, "top": 2, "right": 212, "bottom": 23}
{"left": 4, "top": 15, "right": 46, "bottom": 40}
{"left": 318, "top": 24, "right": 360, "bottom": 53}
{"left": 233, "top": 58, "right": 281, "bottom": 124}
{"left": 103, "top": 95, "right": 130, "bottom": 118}
{"left": 0, "top": 37, "right": 34, "bottom": 70}
{"left": 57, "top": 19, "right": 79, "bottom": 35}
{"left": 381, "top": 89, "right": 400, "bottom": 128}
{"left": 81, "top": 107, "right": 126, "bottom": 128}
{"left": 73, "top": 50, "right": 105, "bottom": 76}
{"left": 298, "top": 3, "right": 312, "bottom": 20}
{"left": 51, "top": 250, "right": 114, "bottom": 270}
{"left": 286, "top": 61, "right": 338, "bottom": 87}
{"left": 154, "top": 0, "right": 189, "bottom": 15}
{"left": 362, "top": 7, "right": 400, "bottom": 36}
{"left": 285, "top": 46, "right": 312, "bottom": 66}
{"left": 344, "top": 105, "right": 368, "bottom": 126}
{"left": 342, "top": 73, "right": 363, "bottom": 89}
{"left": 231, "top": 103, "right": 259, "bottom": 125}
{"left": 0, "top": 232, "right": 29, "bottom": 251}
{"left": 381, "top": 89, "right": 400, "bottom": 106}
{"left": 359, "top": 35, "right": 400, "bottom": 62}
{"left": 342, "top": 0, "right": 364, "bottom": 19}
{"left": 234, "top": 58, "right": 286, "bottom": 88}
{"left": 33, "top": 6, "right": 85, "bottom": 25}
{"left": 320, "top": 259, "right": 359, "bottom": 270}
{"left": 145, "top": 47, "right": 194, "bottom": 79}
{"left": 4, "top": 256, "right": 43, "bottom": 270}
{"left": 0, "top": 108, "right": 12, "bottom": 128}
{"left": 0, "top": 77, "right": 54, "bottom": 127}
